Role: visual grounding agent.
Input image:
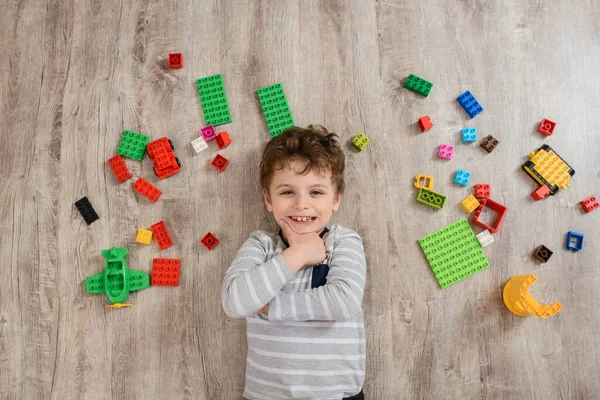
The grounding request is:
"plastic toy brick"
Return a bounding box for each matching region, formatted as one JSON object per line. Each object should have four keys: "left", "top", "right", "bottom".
{"left": 533, "top": 245, "right": 553, "bottom": 263}
{"left": 136, "top": 228, "right": 153, "bottom": 245}
{"left": 256, "top": 83, "right": 295, "bottom": 137}
{"left": 117, "top": 130, "right": 150, "bottom": 161}
{"left": 454, "top": 170, "right": 471, "bottom": 186}
{"left": 403, "top": 74, "right": 433, "bottom": 97}
{"left": 196, "top": 74, "right": 232, "bottom": 126}
{"left": 472, "top": 197, "right": 508, "bottom": 234}
{"left": 352, "top": 133, "right": 370, "bottom": 151}
{"left": 538, "top": 118, "right": 555, "bottom": 136}
{"left": 580, "top": 196, "right": 599, "bottom": 213}
{"left": 461, "top": 195, "right": 480, "bottom": 213}
{"left": 461, "top": 128, "right": 477, "bottom": 143}
{"left": 133, "top": 178, "right": 162, "bottom": 202}
{"left": 418, "top": 219, "right": 490, "bottom": 288}
{"left": 418, "top": 116, "right": 433, "bottom": 132}
{"left": 151, "top": 258, "right": 181, "bottom": 286}
{"left": 107, "top": 155, "right": 132, "bottom": 183}
{"left": 201, "top": 125, "right": 217, "bottom": 142}
{"left": 503, "top": 274, "right": 562, "bottom": 318}
{"left": 531, "top": 185, "right": 550, "bottom": 201}
{"left": 168, "top": 53, "right": 183, "bottom": 69}
{"left": 438, "top": 144, "right": 454, "bottom": 160}
{"left": 191, "top": 137, "right": 208, "bottom": 154}
{"left": 522, "top": 144, "right": 575, "bottom": 195}
{"left": 475, "top": 184, "right": 490, "bottom": 198}
{"left": 566, "top": 231, "right": 584, "bottom": 252}
{"left": 200, "top": 232, "right": 220, "bottom": 250}
{"left": 480, "top": 135, "right": 499, "bottom": 153}
{"left": 211, "top": 154, "right": 229, "bottom": 171}
{"left": 216, "top": 131, "right": 232, "bottom": 149}
{"left": 414, "top": 174, "right": 434, "bottom": 190}
{"left": 457, "top": 90, "right": 484, "bottom": 119}
{"left": 151, "top": 221, "right": 173, "bottom": 250}
{"left": 476, "top": 230, "right": 494, "bottom": 247}
{"left": 147, "top": 137, "right": 181, "bottom": 179}
{"left": 416, "top": 188, "right": 446, "bottom": 210}
{"left": 74, "top": 196, "right": 99, "bottom": 225}
{"left": 85, "top": 247, "right": 150, "bottom": 304}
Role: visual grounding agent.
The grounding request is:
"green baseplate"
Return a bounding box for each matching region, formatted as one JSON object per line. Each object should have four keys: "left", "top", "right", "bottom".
{"left": 418, "top": 219, "right": 489, "bottom": 288}
{"left": 196, "top": 74, "right": 232, "bottom": 126}
{"left": 117, "top": 130, "right": 150, "bottom": 161}
{"left": 256, "top": 83, "right": 295, "bottom": 137}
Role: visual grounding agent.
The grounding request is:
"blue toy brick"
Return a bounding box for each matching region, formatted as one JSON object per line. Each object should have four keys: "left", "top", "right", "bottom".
{"left": 457, "top": 90, "right": 484, "bottom": 119}
{"left": 566, "top": 231, "right": 584, "bottom": 252}
{"left": 461, "top": 128, "right": 477, "bottom": 143}
{"left": 454, "top": 170, "right": 471, "bottom": 186}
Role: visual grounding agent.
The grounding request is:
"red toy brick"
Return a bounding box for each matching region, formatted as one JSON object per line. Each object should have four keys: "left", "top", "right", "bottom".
{"left": 200, "top": 232, "right": 219, "bottom": 250}
{"left": 168, "top": 53, "right": 183, "bottom": 69}
{"left": 418, "top": 116, "right": 433, "bottom": 133}
{"left": 211, "top": 154, "right": 229, "bottom": 171}
{"left": 538, "top": 118, "right": 555, "bottom": 136}
{"left": 133, "top": 178, "right": 162, "bottom": 202}
{"left": 475, "top": 184, "right": 490, "bottom": 199}
{"left": 107, "top": 155, "right": 131, "bottom": 183}
{"left": 580, "top": 196, "right": 599, "bottom": 213}
{"left": 472, "top": 198, "right": 508, "bottom": 234}
{"left": 531, "top": 185, "right": 550, "bottom": 201}
{"left": 216, "top": 131, "right": 232, "bottom": 150}
{"left": 147, "top": 137, "right": 181, "bottom": 179}
{"left": 151, "top": 258, "right": 181, "bottom": 286}
{"left": 151, "top": 221, "right": 173, "bottom": 250}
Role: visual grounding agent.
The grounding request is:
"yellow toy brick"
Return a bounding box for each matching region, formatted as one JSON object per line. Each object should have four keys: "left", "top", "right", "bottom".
{"left": 414, "top": 174, "right": 434, "bottom": 190}
{"left": 136, "top": 228, "right": 153, "bottom": 245}
{"left": 522, "top": 145, "right": 574, "bottom": 195}
{"left": 502, "top": 274, "right": 562, "bottom": 318}
{"left": 460, "top": 195, "right": 480, "bottom": 213}
{"left": 351, "top": 133, "right": 369, "bottom": 151}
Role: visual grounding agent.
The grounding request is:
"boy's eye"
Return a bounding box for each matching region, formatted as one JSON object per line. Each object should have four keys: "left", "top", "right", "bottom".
{"left": 311, "top": 191, "right": 324, "bottom": 195}
{"left": 281, "top": 190, "right": 292, "bottom": 195}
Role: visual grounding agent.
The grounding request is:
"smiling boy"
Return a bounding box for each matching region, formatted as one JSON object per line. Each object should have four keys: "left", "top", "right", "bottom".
{"left": 222, "top": 125, "right": 367, "bottom": 399}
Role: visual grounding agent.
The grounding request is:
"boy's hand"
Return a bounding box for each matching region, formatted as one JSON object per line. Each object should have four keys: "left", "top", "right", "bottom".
{"left": 278, "top": 218, "right": 326, "bottom": 273}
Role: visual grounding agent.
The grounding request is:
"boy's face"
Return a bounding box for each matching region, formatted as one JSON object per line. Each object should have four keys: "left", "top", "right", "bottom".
{"left": 263, "top": 159, "right": 342, "bottom": 237}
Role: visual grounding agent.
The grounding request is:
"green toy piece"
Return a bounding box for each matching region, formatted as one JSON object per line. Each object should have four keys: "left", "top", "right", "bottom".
{"left": 352, "top": 133, "right": 370, "bottom": 151}
{"left": 85, "top": 247, "right": 150, "bottom": 304}
{"left": 418, "top": 219, "right": 490, "bottom": 288}
{"left": 256, "top": 83, "right": 295, "bottom": 137}
{"left": 404, "top": 74, "right": 433, "bottom": 97}
{"left": 417, "top": 188, "right": 446, "bottom": 210}
{"left": 196, "top": 74, "right": 232, "bottom": 126}
{"left": 117, "top": 130, "right": 150, "bottom": 161}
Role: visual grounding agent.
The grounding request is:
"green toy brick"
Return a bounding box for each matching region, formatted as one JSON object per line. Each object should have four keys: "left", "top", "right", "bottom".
{"left": 117, "top": 130, "right": 150, "bottom": 161}
{"left": 196, "top": 74, "right": 232, "bottom": 126}
{"left": 256, "top": 83, "right": 295, "bottom": 137}
{"left": 404, "top": 74, "right": 433, "bottom": 97}
{"left": 352, "top": 133, "right": 370, "bottom": 151}
{"left": 418, "top": 219, "right": 490, "bottom": 288}
{"left": 417, "top": 188, "right": 446, "bottom": 210}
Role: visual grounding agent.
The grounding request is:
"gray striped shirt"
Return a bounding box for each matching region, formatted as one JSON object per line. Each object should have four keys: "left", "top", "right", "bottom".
{"left": 222, "top": 224, "right": 367, "bottom": 399}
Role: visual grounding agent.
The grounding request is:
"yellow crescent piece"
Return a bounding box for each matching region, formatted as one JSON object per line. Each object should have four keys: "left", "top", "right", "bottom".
{"left": 106, "top": 303, "right": 133, "bottom": 309}
{"left": 503, "top": 275, "right": 561, "bottom": 317}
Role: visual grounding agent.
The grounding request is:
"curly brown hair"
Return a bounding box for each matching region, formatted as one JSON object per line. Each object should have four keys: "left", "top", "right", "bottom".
{"left": 259, "top": 125, "right": 345, "bottom": 196}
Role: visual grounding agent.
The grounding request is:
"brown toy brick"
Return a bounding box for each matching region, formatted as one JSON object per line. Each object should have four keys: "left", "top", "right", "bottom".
{"left": 533, "top": 245, "right": 553, "bottom": 263}
{"left": 480, "top": 135, "right": 499, "bottom": 153}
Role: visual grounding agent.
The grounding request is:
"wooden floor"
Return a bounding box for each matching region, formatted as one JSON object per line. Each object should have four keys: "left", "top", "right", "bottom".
{"left": 2, "top": 1, "right": 599, "bottom": 399}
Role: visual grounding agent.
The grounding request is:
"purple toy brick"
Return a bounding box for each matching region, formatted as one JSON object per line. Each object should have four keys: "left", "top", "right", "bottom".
{"left": 201, "top": 125, "right": 217, "bottom": 142}
{"left": 438, "top": 144, "right": 454, "bottom": 160}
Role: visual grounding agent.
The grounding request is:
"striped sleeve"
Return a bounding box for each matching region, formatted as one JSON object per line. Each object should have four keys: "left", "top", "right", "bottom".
{"left": 268, "top": 229, "right": 366, "bottom": 322}
{"left": 221, "top": 231, "right": 294, "bottom": 319}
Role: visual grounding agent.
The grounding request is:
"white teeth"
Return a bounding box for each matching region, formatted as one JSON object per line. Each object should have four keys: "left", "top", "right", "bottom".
{"left": 291, "top": 216, "right": 314, "bottom": 222}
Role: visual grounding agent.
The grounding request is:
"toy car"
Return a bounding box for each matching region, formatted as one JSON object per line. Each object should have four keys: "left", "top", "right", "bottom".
{"left": 147, "top": 137, "right": 181, "bottom": 178}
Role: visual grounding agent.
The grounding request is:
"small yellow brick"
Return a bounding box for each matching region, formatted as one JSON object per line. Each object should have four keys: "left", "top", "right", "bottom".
{"left": 461, "top": 195, "right": 480, "bottom": 213}
{"left": 136, "top": 228, "right": 153, "bottom": 245}
{"left": 414, "top": 174, "right": 434, "bottom": 190}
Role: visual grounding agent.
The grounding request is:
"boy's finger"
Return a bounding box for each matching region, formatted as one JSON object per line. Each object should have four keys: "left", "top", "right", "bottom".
{"left": 278, "top": 218, "right": 298, "bottom": 236}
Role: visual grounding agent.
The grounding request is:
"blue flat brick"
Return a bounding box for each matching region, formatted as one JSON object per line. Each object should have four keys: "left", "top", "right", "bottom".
{"left": 461, "top": 128, "right": 477, "bottom": 143}
{"left": 454, "top": 169, "right": 471, "bottom": 186}
{"left": 457, "top": 90, "right": 484, "bottom": 119}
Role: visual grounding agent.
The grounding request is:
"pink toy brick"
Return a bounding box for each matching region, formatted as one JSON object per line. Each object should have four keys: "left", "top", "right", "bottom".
{"left": 438, "top": 144, "right": 454, "bottom": 160}
{"left": 201, "top": 125, "right": 217, "bottom": 142}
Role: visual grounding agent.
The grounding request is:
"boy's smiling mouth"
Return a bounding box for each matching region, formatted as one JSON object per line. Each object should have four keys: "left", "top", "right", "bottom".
{"left": 289, "top": 216, "right": 317, "bottom": 223}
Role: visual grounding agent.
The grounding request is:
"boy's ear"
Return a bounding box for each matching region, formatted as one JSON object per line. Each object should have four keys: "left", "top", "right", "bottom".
{"left": 332, "top": 191, "right": 343, "bottom": 212}
{"left": 263, "top": 188, "right": 273, "bottom": 212}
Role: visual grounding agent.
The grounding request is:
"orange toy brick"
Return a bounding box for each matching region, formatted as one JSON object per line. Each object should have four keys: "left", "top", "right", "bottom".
{"left": 531, "top": 185, "right": 550, "bottom": 201}
{"left": 133, "top": 178, "right": 162, "bottom": 202}
{"left": 168, "top": 53, "right": 183, "bottom": 68}
{"left": 201, "top": 232, "right": 219, "bottom": 250}
{"left": 503, "top": 274, "right": 561, "bottom": 318}
{"left": 151, "top": 258, "right": 181, "bottom": 286}
{"left": 216, "top": 131, "right": 232, "bottom": 150}
{"left": 147, "top": 137, "right": 181, "bottom": 179}
{"left": 107, "top": 155, "right": 131, "bottom": 183}
{"left": 417, "top": 116, "right": 433, "bottom": 132}
{"left": 151, "top": 221, "right": 173, "bottom": 250}
{"left": 580, "top": 196, "right": 599, "bottom": 213}
{"left": 211, "top": 154, "right": 229, "bottom": 171}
